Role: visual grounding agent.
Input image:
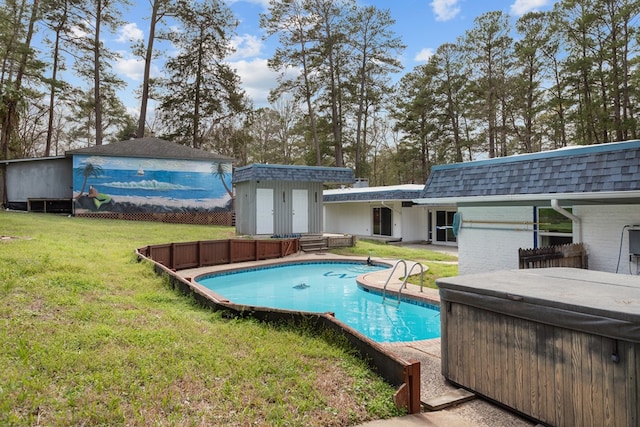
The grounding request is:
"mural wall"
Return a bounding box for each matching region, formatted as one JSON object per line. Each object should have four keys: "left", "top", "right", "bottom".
{"left": 72, "top": 155, "right": 233, "bottom": 214}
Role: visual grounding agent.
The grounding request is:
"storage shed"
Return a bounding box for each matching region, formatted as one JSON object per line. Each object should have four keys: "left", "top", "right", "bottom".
{"left": 1, "top": 137, "right": 234, "bottom": 225}
{"left": 1, "top": 156, "right": 73, "bottom": 213}
{"left": 233, "top": 164, "right": 354, "bottom": 236}
{"left": 67, "top": 137, "right": 234, "bottom": 225}
{"left": 438, "top": 268, "right": 640, "bottom": 427}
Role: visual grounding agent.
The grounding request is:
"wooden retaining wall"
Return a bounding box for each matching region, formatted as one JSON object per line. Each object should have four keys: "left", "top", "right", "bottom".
{"left": 137, "top": 250, "right": 422, "bottom": 414}
{"left": 138, "top": 238, "right": 299, "bottom": 270}
{"left": 326, "top": 235, "right": 357, "bottom": 248}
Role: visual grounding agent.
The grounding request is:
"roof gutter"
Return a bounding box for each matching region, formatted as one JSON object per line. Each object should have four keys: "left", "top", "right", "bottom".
{"left": 551, "top": 199, "right": 582, "bottom": 242}
{"left": 413, "top": 190, "right": 640, "bottom": 206}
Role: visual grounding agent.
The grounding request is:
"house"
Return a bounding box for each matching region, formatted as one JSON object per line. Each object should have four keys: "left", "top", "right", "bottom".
{"left": 233, "top": 164, "right": 354, "bottom": 236}
{"left": 323, "top": 184, "right": 456, "bottom": 245}
{"left": 416, "top": 140, "right": 640, "bottom": 275}
{"left": 1, "top": 137, "right": 234, "bottom": 225}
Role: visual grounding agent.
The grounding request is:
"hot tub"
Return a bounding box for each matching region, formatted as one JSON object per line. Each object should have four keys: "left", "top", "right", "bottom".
{"left": 437, "top": 268, "right": 640, "bottom": 427}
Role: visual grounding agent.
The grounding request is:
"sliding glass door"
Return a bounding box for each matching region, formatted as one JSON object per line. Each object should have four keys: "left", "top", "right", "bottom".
{"left": 373, "top": 207, "right": 392, "bottom": 236}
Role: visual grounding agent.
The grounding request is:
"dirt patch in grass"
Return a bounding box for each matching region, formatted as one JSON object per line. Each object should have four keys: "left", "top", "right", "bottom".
{"left": 0, "top": 235, "right": 31, "bottom": 242}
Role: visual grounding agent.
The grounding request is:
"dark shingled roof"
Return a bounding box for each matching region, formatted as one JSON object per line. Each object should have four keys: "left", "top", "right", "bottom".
{"left": 66, "top": 137, "right": 233, "bottom": 161}
{"left": 324, "top": 185, "right": 423, "bottom": 202}
{"left": 232, "top": 164, "right": 354, "bottom": 184}
{"left": 421, "top": 140, "right": 640, "bottom": 200}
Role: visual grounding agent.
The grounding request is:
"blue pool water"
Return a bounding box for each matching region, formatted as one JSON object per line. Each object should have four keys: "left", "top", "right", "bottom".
{"left": 197, "top": 261, "right": 441, "bottom": 343}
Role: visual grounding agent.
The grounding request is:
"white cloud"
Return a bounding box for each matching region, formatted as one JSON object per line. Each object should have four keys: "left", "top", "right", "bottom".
{"left": 229, "top": 58, "right": 297, "bottom": 108}
{"left": 430, "top": 0, "right": 461, "bottom": 22}
{"left": 116, "top": 22, "right": 144, "bottom": 43}
{"left": 229, "top": 58, "right": 278, "bottom": 107}
{"left": 510, "top": 0, "right": 551, "bottom": 16}
{"left": 226, "top": 0, "right": 270, "bottom": 8}
{"left": 415, "top": 48, "right": 435, "bottom": 63}
{"left": 114, "top": 53, "right": 145, "bottom": 81}
{"left": 70, "top": 24, "right": 88, "bottom": 39}
{"left": 229, "top": 34, "right": 263, "bottom": 59}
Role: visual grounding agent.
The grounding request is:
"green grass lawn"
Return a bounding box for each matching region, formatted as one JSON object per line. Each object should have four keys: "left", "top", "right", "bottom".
{"left": 1, "top": 212, "right": 408, "bottom": 426}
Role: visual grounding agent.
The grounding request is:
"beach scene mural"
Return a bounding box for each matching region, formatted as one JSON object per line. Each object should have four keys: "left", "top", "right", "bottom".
{"left": 72, "top": 154, "right": 233, "bottom": 214}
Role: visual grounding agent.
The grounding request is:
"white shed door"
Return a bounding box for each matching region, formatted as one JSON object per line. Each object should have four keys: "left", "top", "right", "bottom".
{"left": 256, "top": 188, "right": 274, "bottom": 235}
{"left": 292, "top": 189, "right": 308, "bottom": 233}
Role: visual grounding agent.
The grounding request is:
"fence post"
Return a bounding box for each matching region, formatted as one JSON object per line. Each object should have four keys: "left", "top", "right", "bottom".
{"left": 170, "top": 243, "right": 176, "bottom": 270}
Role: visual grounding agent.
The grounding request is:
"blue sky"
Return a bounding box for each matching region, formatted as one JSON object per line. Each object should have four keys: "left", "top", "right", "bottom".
{"left": 107, "top": 0, "right": 557, "bottom": 114}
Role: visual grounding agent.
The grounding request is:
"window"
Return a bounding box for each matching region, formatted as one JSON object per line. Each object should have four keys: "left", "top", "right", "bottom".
{"left": 538, "top": 207, "right": 573, "bottom": 246}
{"left": 373, "top": 207, "right": 392, "bottom": 236}
{"left": 435, "top": 210, "right": 457, "bottom": 243}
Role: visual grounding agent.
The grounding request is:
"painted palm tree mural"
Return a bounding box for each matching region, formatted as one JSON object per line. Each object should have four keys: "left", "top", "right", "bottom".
{"left": 74, "top": 161, "right": 113, "bottom": 210}
{"left": 212, "top": 161, "right": 233, "bottom": 199}
{"left": 75, "top": 162, "right": 103, "bottom": 198}
{"left": 72, "top": 154, "right": 233, "bottom": 214}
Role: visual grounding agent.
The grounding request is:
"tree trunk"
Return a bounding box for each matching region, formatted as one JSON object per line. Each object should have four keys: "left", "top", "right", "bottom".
{"left": 137, "top": 0, "right": 160, "bottom": 138}
{"left": 1, "top": 0, "right": 39, "bottom": 158}
{"left": 192, "top": 30, "right": 204, "bottom": 148}
{"left": 46, "top": 6, "right": 66, "bottom": 157}
{"left": 299, "top": 42, "right": 321, "bottom": 165}
{"left": 94, "top": 0, "right": 103, "bottom": 145}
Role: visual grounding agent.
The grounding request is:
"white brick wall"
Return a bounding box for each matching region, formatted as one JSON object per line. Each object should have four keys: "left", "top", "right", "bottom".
{"left": 324, "top": 203, "right": 372, "bottom": 235}
{"left": 401, "top": 206, "right": 429, "bottom": 242}
{"left": 576, "top": 204, "right": 640, "bottom": 273}
{"left": 458, "top": 204, "right": 640, "bottom": 275}
{"left": 458, "top": 206, "right": 536, "bottom": 275}
{"left": 324, "top": 202, "right": 431, "bottom": 241}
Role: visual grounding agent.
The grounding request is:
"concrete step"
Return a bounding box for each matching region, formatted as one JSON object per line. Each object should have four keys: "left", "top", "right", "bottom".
{"left": 422, "top": 388, "right": 475, "bottom": 411}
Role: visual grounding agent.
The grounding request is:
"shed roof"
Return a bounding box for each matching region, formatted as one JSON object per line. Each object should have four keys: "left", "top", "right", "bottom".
{"left": 232, "top": 164, "right": 354, "bottom": 184}
{"left": 0, "top": 155, "right": 66, "bottom": 165}
{"left": 324, "top": 184, "right": 423, "bottom": 203}
{"left": 66, "top": 137, "right": 233, "bottom": 162}
{"left": 418, "top": 140, "right": 640, "bottom": 205}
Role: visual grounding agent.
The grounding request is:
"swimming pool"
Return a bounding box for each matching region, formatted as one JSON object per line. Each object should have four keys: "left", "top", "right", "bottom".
{"left": 197, "top": 261, "right": 441, "bottom": 343}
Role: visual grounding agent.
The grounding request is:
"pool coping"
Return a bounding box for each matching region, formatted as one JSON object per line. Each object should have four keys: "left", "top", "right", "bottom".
{"left": 177, "top": 251, "right": 442, "bottom": 309}
{"left": 181, "top": 254, "right": 442, "bottom": 341}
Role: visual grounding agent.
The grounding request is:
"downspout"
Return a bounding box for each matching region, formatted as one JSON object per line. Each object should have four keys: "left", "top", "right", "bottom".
{"left": 380, "top": 201, "right": 400, "bottom": 240}
{"left": 551, "top": 199, "right": 581, "bottom": 242}
{"left": 381, "top": 201, "right": 401, "bottom": 213}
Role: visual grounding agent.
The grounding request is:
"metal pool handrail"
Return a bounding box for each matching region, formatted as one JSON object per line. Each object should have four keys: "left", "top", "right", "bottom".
{"left": 382, "top": 260, "right": 425, "bottom": 305}
{"left": 381, "top": 259, "right": 407, "bottom": 305}
{"left": 405, "top": 262, "right": 425, "bottom": 293}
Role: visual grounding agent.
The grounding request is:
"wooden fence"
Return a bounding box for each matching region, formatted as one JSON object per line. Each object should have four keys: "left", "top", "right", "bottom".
{"left": 138, "top": 238, "right": 299, "bottom": 270}
{"left": 518, "top": 242, "right": 587, "bottom": 269}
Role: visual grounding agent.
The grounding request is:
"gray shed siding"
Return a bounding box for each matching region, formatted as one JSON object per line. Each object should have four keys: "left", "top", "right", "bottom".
{"left": 235, "top": 180, "right": 323, "bottom": 235}
{"left": 234, "top": 181, "right": 254, "bottom": 235}
{"left": 6, "top": 157, "right": 72, "bottom": 201}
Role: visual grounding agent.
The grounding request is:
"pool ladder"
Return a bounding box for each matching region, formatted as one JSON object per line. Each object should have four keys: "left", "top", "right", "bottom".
{"left": 381, "top": 260, "right": 424, "bottom": 306}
